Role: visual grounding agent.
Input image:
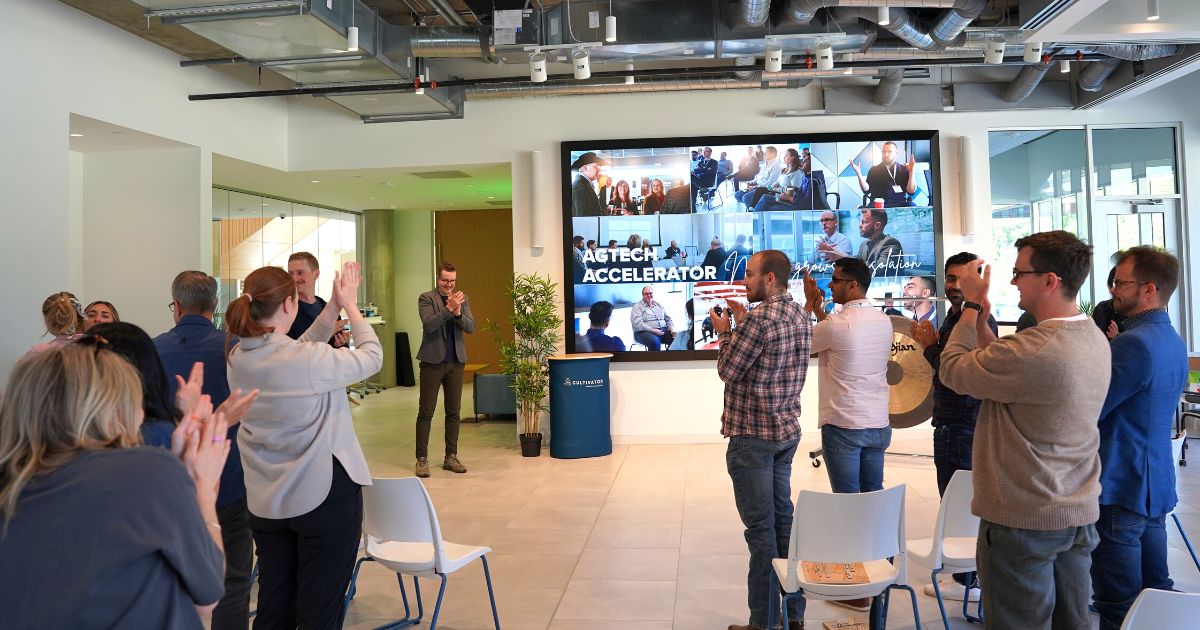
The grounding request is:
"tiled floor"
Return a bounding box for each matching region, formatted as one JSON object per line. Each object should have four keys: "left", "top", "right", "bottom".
{"left": 333, "top": 384, "right": 1200, "bottom": 630}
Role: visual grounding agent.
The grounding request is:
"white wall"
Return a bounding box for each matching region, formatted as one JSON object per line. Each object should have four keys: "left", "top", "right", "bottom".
{"left": 287, "top": 73, "right": 1200, "bottom": 441}
{"left": 0, "top": 1, "right": 290, "bottom": 381}
{"left": 82, "top": 148, "right": 205, "bottom": 336}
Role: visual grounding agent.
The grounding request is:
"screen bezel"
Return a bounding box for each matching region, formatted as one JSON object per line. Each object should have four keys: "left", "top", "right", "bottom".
{"left": 561, "top": 129, "right": 943, "bottom": 362}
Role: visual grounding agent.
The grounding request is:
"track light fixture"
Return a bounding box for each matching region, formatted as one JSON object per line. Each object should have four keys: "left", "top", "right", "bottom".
{"left": 984, "top": 37, "right": 1005, "bottom": 65}
{"left": 1147, "top": 0, "right": 1160, "bottom": 21}
{"left": 816, "top": 43, "right": 834, "bottom": 71}
{"left": 1059, "top": 59, "right": 1071, "bottom": 73}
{"left": 877, "top": 4, "right": 890, "bottom": 27}
{"left": 1023, "top": 42, "right": 1042, "bottom": 63}
{"left": 347, "top": 26, "right": 359, "bottom": 52}
{"left": 765, "top": 43, "right": 783, "bottom": 73}
{"left": 530, "top": 53, "right": 547, "bottom": 83}
{"left": 625, "top": 62, "right": 635, "bottom": 85}
{"left": 572, "top": 49, "right": 591, "bottom": 80}
{"left": 605, "top": 15, "right": 617, "bottom": 42}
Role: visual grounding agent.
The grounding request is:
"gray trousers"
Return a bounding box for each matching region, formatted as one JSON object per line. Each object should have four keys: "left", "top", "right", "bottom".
{"left": 977, "top": 519, "right": 1099, "bottom": 630}
{"left": 416, "top": 361, "right": 464, "bottom": 459}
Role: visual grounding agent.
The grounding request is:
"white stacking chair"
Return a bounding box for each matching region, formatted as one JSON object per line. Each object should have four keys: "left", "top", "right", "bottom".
{"left": 342, "top": 477, "right": 500, "bottom": 630}
{"left": 1119, "top": 588, "right": 1200, "bottom": 629}
{"left": 1170, "top": 431, "right": 1200, "bottom": 573}
{"left": 768, "top": 485, "right": 921, "bottom": 630}
{"left": 907, "top": 469, "right": 982, "bottom": 626}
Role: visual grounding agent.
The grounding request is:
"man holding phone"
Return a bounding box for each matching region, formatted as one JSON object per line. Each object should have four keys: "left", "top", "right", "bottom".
{"left": 415, "top": 262, "right": 474, "bottom": 478}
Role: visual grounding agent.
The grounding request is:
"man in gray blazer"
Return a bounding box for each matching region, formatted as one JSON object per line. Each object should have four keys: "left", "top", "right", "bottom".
{"left": 415, "top": 261, "right": 475, "bottom": 478}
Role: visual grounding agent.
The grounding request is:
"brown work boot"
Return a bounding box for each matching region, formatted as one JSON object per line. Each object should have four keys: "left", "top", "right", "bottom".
{"left": 828, "top": 597, "right": 872, "bottom": 612}
{"left": 415, "top": 457, "right": 430, "bottom": 478}
{"left": 443, "top": 454, "right": 467, "bottom": 473}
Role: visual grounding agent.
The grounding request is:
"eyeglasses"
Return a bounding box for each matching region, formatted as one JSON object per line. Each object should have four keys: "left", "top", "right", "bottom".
{"left": 828, "top": 277, "right": 853, "bottom": 285}
{"left": 76, "top": 334, "right": 111, "bottom": 356}
{"left": 438, "top": 279, "right": 456, "bottom": 285}
{"left": 1111, "top": 278, "right": 1149, "bottom": 289}
{"left": 819, "top": 218, "right": 837, "bottom": 223}
{"left": 1011, "top": 268, "right": 1049, "bottom": 281}
{"left": 167, "top": 301, "right": 176, "bottom": 311}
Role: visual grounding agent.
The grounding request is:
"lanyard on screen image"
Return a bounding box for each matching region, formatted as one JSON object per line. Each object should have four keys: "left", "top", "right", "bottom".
{"left": 885, "top": 162, "right": 898, "bottom": 185}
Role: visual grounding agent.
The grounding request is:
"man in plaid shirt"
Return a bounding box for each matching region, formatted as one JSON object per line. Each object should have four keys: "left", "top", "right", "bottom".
{"left": 712, "top": 249, "right": 812, "bottom": 630}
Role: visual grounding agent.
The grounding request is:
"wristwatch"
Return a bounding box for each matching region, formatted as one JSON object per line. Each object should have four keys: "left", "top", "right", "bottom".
{"left": 962, "top": 301, "right": 982, "bottom": 312}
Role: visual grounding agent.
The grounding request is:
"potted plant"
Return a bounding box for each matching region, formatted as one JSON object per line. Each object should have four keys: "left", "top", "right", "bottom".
{"left": 495, "top": 273, "right": 562, "bottom": 456}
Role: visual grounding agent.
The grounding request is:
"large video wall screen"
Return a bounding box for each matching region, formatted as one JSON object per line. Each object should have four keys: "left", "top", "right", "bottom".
{"left": 563, "top": 131, "right": 942, "bottom": 361}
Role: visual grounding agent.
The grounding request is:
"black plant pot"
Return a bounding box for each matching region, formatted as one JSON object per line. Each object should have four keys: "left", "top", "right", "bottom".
{"left": 519, "top": 433, "right": 543, "bottom": 457}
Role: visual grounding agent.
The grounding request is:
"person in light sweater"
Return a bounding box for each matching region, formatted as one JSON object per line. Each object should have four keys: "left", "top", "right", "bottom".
{"left": 939, "top": 230, "right": 1111, "bottom": 630}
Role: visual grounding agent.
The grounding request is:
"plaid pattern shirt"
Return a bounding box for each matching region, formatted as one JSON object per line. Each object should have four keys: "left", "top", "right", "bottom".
{"left": 717, "top": 292, "right": 812, "bottom": 441}
{"left": 924, "top": 305, "right": 998, "bottom": 428}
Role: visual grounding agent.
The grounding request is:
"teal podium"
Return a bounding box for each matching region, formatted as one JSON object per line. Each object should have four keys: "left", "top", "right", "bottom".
{"left": 548, "top": 353, "right": 613, "bottom": 459}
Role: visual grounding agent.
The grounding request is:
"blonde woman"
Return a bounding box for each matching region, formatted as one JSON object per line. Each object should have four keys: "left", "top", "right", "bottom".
{"left": 0, "top": 342, "right": 229, "bottom": 628}
{"left": 25, "top": 291, "right": 84, "bottom": 356}
{"left": 226, "top": 261, "right": 382, "bottom": 628}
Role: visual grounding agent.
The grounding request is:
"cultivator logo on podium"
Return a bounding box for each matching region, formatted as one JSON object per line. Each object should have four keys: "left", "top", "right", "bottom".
{"left": 563, "top": 377, "right": 605, "bottom": 388}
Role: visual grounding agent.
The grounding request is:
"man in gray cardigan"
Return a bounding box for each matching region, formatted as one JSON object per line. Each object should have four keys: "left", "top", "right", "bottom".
{"left": 415, "top": 262, "right": 475, "bottom": 478}
{"left": 940, "top": 230, "right": 1111, "bottom": 629}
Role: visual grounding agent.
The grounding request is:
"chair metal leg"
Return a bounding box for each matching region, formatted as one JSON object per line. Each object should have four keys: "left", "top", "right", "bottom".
{"left": 343, "top": 556, "right": 374, "bottom": 620}
{"left": 930, "top": 569, "right": 950, "bottom": 630}
{"left": 1172, "top": 513, "right": 1200, "bottom": 573}
{"left": 962, "top": 571, "right": 982, "bottom": 624}
{"left": 427, "top": 573, "right": 448, "bottom": 630}
{"left": 370, "top": 573, "right": 426, "bottom": 630}
{"left": 482, "top": 555, "right": 502, "bottom": 629}
{"left": 873, "top": 593, "right": 886, "bottom": 630}
{"left": 885, "top": 584, "right": 921, "bottom": 630}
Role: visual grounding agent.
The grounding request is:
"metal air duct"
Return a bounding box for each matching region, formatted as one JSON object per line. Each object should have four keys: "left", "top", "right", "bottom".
{"left": 786, "top": 0, "right": 959, "bottom": 25}
{"left": 873, "top": 67, "right": 904, "bottom": 105}
{"left": 838, "top": 7, "right": 939, "bottom": 51}
{"left": 1002, "top": 59, "right": 1053, "bottom": 103}
{"left": 1076, "top": 45, "right": 1179, "bottom": 92}
{"left": 386, "top": 25, "right": 494, "bottom": 59}
{"left": 930, "top": 0, "right": 987, "bottom": 48}
{"left": 738, "top": 0, "right": 773, "bottom": 27}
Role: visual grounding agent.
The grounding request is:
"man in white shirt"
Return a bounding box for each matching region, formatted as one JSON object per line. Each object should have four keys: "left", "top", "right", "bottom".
{"left": 734, "top": 145, "right": 780, "bottom": 210}
{"left": 804, "top": 257, "right": 892, "bottom": 494}
{"left": 814, "top": 210, "right": 852, "bottom": 264}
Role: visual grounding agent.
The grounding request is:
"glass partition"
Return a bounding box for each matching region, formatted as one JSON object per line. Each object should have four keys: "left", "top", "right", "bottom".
{"left": 1092, "top": 127, "right": 1178, "bottom": 197}
{"left": 211, "top": 187, "right": 359, "bottom": 324}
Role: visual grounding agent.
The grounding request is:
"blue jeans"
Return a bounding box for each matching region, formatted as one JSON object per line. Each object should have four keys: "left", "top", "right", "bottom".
{"left": 634, "top": 330, "right": 667, "bottom": 351}
{"left": 726, "top": 436, "right": 805, "bottom": 628}
{"left": 820, "top": 424, "right": 892, "bottom": 494}
{"left": 978, "top": 519, "right": 1097, "bottom": 630}
{"left": 933, "top": 423, "right": 975, "bottom": 586}
{"left": 1091, "top": 505, "right": 1173, "bottom": 630}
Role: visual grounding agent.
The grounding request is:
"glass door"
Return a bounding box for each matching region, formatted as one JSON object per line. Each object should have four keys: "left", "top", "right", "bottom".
{"left": 1088, "top": 198, "right": 1183, "bottom": 329}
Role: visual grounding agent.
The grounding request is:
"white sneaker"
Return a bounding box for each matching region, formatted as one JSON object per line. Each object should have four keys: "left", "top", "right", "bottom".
{"left": 923, "top": 577, "right": 980, "bottom": 602}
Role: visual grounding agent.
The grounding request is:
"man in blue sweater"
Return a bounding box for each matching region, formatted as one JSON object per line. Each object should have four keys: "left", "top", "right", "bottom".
{"left": 1091, "top": 246, "right": 1188, "bottom": 630}
{"left": 155, "top": 270, "right": 252, "bottom": 630}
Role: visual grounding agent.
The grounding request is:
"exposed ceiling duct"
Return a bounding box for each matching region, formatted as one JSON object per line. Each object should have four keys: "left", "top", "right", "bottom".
{"left": 738, "top": 0, "right": 773, "bottom": 28}
{"left": 1077, "top": 45, "right": 1181, "bottom": 92}
{"left": 929, "top": 0, "right": 987, "bottom": 48}
{"left": 837, "top": 7, "right": 940, "bottom": 51}
{"left": 873, "top": 67, "right": 904, "bottom": 105}
{"left": 785, "top": 0, "right": 959, "bottom": 25}
{"left": 387, "top": 25, "right": 494, "bottom": 60}
{"left": 734, "top": 56, "right": 758, "bottom": 80}
{"left": 1002, "top": 59, "right": 1053, "bottom": 103}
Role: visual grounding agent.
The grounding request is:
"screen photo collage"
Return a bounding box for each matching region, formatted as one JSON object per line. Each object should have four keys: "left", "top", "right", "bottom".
{"left": 565, "top": 134, "right": 941, "bottom": 357}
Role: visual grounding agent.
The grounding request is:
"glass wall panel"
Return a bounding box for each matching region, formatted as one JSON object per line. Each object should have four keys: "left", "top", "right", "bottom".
{"left": 987, "top": 129, "right": 1088, "bottom": 322}
{"left": 1092, "top": 127, "right": 1178, "bottom": 197}
{"left": 211, "top": 187, "right": 359, "bottom": 323}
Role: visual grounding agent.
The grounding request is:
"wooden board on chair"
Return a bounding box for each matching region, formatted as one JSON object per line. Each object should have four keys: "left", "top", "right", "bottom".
{"left": 801, "top": 561, "right": 869, "bottom": 584}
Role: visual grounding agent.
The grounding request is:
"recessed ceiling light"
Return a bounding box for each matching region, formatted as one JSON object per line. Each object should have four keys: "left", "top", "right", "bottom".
{"left": 310, "top": 180, "right": 321, "bottom": 183}
{"left": 69, "top": 133, "right": 83, "bottom": 137}
{"left": 390, "top": 205, "right": 397, "bottom": 209}
{"left": 369, "top": 196, "right": 376, "bottom": 200}
{"left": 488, "top": 196, "right": 495, "bottom": 199}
